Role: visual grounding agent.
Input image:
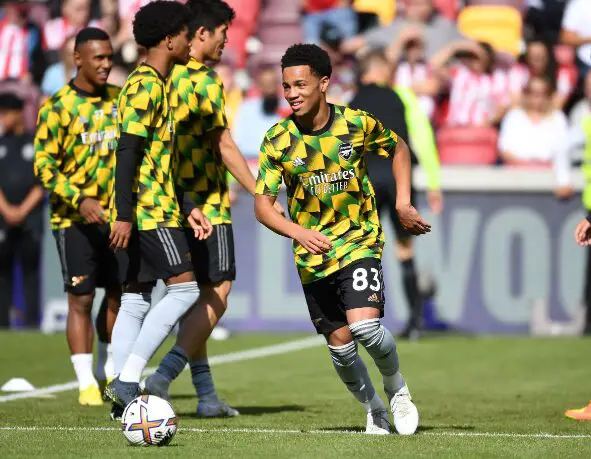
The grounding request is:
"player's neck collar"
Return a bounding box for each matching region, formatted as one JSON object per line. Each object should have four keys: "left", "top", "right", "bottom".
{"left": 292, "top": 103, "right": 335, "bottom": 136}
{"left": 140, "top": 63, "right": 166, "bottom": 82}
{"left": 68, "top": 80, "right": 106, "bottom": 98}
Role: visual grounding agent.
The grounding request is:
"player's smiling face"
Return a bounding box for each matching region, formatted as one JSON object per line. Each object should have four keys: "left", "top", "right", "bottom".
{"left": 282, "top": 65, "right": 329, "bottom": 117}
{"left": 74, "top": 39, "right": 113, "bottom": 87}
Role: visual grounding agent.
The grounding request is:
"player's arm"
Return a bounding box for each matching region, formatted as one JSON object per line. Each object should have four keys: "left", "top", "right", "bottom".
{"left": 34, "top": 105, "right": 83, "bottom": 208}
{"left": 397, "top": 87, "right": 443, "bottom": 214}
{"left": 364, "top": 113, "right": 430, "bottom": 235}
{"left": 254, "top": 138, "right": 331, "bottom": 254}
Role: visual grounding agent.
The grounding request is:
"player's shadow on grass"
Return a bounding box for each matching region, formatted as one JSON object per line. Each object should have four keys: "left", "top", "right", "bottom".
{"left": 176, "top": 404, "right": 306, "bottom": 417}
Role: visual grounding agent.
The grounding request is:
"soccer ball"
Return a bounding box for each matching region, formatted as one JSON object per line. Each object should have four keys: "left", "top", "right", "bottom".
{"left": 121, "top": 395, "right": 178, "bottom": 446}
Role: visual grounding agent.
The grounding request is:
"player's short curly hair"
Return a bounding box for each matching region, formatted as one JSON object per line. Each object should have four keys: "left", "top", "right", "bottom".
{"left": 281, "top": 44, "right": 332, "bottom": 79}
{"left": 132, "top": 0, "right": 191, "bottom": 49}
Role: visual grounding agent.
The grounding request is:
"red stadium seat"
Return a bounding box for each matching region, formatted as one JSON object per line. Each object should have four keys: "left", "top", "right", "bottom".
{"left": 437, "top": 126, "right": 499, "bottom": 165}
{"left": 433, "top": 0, "right": 460, "bottom": 20}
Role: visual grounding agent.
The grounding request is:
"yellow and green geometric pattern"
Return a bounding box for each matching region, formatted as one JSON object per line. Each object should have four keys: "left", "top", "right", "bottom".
{"left": 112, "top": 64, "right": 182, "bottom": 230}
{"left": 256, "top": 104, "right": 398, "bottom": 284}
{"left": 167, "top": 58, "right": 230, "bottom": 226}
{"left": 34, "top": 83, "right": 120, "bottom": 230}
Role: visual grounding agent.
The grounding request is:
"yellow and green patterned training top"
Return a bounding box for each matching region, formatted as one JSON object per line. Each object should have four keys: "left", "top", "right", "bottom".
{"left": 168, "top": 58, "right": 230, "bottom": 225}
{"left": 112, "top": 63, "right": 182, "bottom": 230}
{"left": 256, "top": 104, "right": 398, "bottom": 284}
{"left": 34, "top": 82, "right": 120, "bottom": 230}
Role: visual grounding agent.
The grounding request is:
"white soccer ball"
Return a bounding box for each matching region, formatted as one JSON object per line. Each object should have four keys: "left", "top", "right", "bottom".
{"left": 121, "top": 395, "right": 178, "bottom": 447}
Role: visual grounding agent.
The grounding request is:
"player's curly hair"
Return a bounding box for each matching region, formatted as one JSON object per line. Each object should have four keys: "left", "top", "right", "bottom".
{"left": 132, "top": 0, "right": 191, "bottom": 49}
{"left": 281, "top": 44, "right": 332, "bottom": 79}
{"left": 186, "top": 0, "right": 235, "bottom": 32}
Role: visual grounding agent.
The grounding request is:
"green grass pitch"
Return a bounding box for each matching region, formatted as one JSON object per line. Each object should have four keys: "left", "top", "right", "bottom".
{"left": 0, "top": 332, "right": 590, "bottom": 458}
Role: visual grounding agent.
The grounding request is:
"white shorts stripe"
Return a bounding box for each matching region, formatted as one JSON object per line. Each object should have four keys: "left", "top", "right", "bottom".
{"left": 163, "top": 228, "right": 182, "bottom": 265}
{"left": 156, "top": 228, "right": 174, "bottom": 266}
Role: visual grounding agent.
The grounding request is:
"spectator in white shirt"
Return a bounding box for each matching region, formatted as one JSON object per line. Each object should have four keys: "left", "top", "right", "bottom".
{"left": 499, "top": 75, "right": 573, "bottom": 198}
{"left": 560, "top": 0, "right": 591, "bottom": 79}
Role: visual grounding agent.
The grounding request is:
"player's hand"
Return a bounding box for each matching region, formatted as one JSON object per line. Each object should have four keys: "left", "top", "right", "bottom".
{"left": 554, "top": 186, "right": 575, "bottom": 201}
{"left": 79, "top": 198, "right": 106, "bottom": 224}
{"left": 187, "top": 208, "right": 213, "bottom": 240}
{"left": 575, "top": 218, "right": 591, "bottom": 246}
{"left": 397, "top": 203, "right": 431, "bottom": 235}
{"left": 273, "top": 201, "right": 286, "bottom": 216}
{"left": 293, "top": 227, "right": 333, "bottom": 255}
{"left": 2, "top": 204, "right": 25, "bottom": 227}
{"left": 427, "top": 189, "right": 443, "bottom": 215}
{"left": 109, "top": 220, "right": 132, "bottom": 251}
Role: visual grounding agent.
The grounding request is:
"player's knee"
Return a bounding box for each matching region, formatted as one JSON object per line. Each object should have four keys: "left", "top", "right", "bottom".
{"left": 120, "top": 292, "right": 151, "bottom": 319}
{"left": 396, "top": 239, "right": 414, "bottom": 261}
{"left": 349, "top": 318, "right": 386, "bottom": 348}
{"left": 67, "top": 292, "right": 94, "bottom": 314}
{"left": 327, "top": 340, "right": 358, "bottom": 367}
{"left": 167, "top": 281, "right": 200, "bottom": 315}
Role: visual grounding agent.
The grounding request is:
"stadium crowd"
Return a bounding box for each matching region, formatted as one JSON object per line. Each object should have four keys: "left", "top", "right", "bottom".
{"left": 0, "top": 0, "right": 589, "bottom": 328}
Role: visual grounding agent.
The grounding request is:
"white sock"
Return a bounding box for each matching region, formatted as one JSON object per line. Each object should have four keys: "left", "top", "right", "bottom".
{"left": 71, "top": 354, "right": 97, "bottom": 390}
{"left": 95, "top": 341, "right": 114, "bottom": 382}
{"left": 119, "top": 353, "right": 148, "bottom": 383}
{"left": 365, "top": 392, "right": 386, "bottom": 412}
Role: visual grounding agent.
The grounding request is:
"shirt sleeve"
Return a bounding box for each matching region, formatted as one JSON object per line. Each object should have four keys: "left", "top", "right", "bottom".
{"left": 33, "top": 103, "right": 83, "bottom": 208}
{"left": 498, "top": 110, "right": 517, "bottom": 153}
{"left": 255, "top": 135, "right": 284, "bottom": 197}
{"left": 362, "top": 111, "right": 398, "bottom": 159}
{"left": 119, "top": 80, "right": 162, "bottom": 138}
{"left": 562, "top": 0, "right": 584, "bottom": 32}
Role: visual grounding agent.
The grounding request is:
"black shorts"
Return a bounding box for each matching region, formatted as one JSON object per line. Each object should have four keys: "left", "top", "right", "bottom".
{"left": 303, "top": 258, "right": 385, "bottom": 336}
{"left": 373, "top": 179, "right": 417, "bottom": 241}
{"left": 185, "top": 224, "right": 236, "bottom": 285}
{"left": 53, "top": 223, "right": 119, "bottom": 295}
{"left": 116, "top": 227, "right": 193, "bottom": 285}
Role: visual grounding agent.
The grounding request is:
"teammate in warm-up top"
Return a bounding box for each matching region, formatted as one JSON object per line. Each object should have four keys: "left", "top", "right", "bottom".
{"left": 254, "top": 44, "right": 430, "bottom": 435}
{"left": 34, "top": 27, "right": 121, "bottom": 407}
{"left": 143, "top": 0, "right": 284, "bottom": 418}
{"left": 105, "top": 1, "right": 211, "bottom": 416}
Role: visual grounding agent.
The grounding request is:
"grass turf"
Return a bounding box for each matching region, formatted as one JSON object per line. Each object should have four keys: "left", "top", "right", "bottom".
{"left": 0, "top": 332, "right": 590, "bottom": 458}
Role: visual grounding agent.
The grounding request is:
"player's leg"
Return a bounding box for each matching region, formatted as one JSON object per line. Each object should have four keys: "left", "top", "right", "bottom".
{"left": 0, "top": 227, "right": 16, "bottom": 328}
{"left": 54, "top": 224, "right": 103, "bottom": 405}
{"left": 304, "top": 276, "right": 389, "bottom": 435}
{"left": 145, "top": 225, "right": 238, "bottom": 415}
{"left": 342, "top": 258, "right": 419, "bottom": 435}
{"left": 18, "top": 225, "right": 42, "bottom": 328}
{"left": 389, "top": 183, "right": 422, "bottom": 340}
{"left": 109, "top": 228, "right": 198, "bottom": 406}
{"left": 94, "top": 225, "right": 121, "bottom": 392}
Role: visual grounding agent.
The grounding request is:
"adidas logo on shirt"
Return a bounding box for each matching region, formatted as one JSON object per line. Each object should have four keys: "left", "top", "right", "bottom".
{"left": 368, "top": 293, "right": 380, "bottom": 302}
{"left": 293, "top": 157, "right": 305, "bottom": 167}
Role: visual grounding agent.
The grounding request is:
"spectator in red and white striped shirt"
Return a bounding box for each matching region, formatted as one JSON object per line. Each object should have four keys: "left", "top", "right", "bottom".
{"left": 0, "top": 1, "right": 45, "bottom": 84}
{"left": 508, "top": 38, "right": 576, "bottom": 110}
{"left": 43, "top": 0, "right": 100, "bottom": 53}
{"left": 431, "top": 41, "right": 510, "bottom": 128}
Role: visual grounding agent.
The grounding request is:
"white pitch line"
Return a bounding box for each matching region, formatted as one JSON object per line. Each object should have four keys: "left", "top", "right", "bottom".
{"left": 0, "top": 335, "right": 324, "bottom": 403}
{"left": 0, "top": 426, "right": 590, "bottom": 439}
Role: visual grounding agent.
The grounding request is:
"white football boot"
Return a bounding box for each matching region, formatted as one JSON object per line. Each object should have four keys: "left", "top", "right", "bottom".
{"left": 390, "top": 385, "right": 419, "bottom": 435}
{"left": 365, "top": 408, "right": 392, "bottom": 435}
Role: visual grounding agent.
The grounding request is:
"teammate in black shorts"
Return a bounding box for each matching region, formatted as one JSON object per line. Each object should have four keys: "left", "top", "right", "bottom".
{"left": 349, "top": 49, "right": 442, "bottom": 340}
{"left": 34, "top": 28, "right": 121, "bottom": 406}
{"left": 105, "top": 1, "right": 212, "bottom": 413}
{"left": 255, "top": 44, "right": 430, "bottom": 435}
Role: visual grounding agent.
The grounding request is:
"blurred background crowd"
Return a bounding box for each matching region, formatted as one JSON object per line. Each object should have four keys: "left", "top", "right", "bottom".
{"left": 1, "top": 0, "right": 589, "bottom": 328}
